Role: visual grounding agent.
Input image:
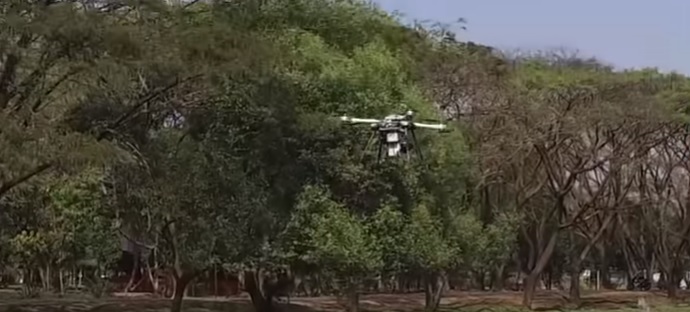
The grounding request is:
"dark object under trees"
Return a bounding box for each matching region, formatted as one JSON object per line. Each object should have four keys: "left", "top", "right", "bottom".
{"left": 627, "top": 272, "right": 651, "bottom": 291}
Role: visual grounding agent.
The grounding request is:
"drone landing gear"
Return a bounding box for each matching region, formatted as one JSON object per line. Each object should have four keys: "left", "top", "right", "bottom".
{"left": 409, "top": 127, "right": 424, "bottom": 162}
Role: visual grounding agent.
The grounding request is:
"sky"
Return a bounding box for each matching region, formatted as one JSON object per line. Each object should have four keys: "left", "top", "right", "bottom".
{"left": 374, "top": 0, "right": 690, "bottom": 75}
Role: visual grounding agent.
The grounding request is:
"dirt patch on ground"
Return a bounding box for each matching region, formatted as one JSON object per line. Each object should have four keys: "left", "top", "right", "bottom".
{"left": 0, "top": 290, "right": 686, "bottom": 312}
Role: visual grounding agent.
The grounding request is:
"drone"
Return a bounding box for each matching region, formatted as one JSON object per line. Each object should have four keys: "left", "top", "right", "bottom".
{"left": 340, "top": 110, "right": 448, "bottom": 162}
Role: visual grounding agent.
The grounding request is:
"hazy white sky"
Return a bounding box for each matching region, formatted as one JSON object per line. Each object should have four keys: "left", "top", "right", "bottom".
{"left": 375, "top": 0, "right": 690, "bottom": 74}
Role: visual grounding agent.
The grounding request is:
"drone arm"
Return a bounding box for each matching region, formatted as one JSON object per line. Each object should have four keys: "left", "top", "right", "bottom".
{"left": 340, "top": 116, "right": 381, "bottom": 124}
{"left": 412, "top": 122, "right": 447, "bottom": 130}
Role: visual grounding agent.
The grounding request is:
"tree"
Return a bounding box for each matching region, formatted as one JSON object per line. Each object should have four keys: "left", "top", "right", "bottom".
{"left": 7, "top": 2, "right": 690, "bottom": 312}
{"left": 7, "top": 168, "right": 118, "bottom": 296}
{"left": 283, "top": 185, "right": 381, "bottom": 312}
{"left": 470, "top": 211, "right": 521, "bottom": 290}
{"left": 0, "top": 0, "right": 131, "bottom": 199}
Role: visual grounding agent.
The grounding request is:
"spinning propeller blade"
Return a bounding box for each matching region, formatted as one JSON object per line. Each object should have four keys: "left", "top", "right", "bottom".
{"left": 340, "top": 116, "right": 381, "bottom": 124}
{"left": 412, "top": 122, "right": 447, "bottom": 131}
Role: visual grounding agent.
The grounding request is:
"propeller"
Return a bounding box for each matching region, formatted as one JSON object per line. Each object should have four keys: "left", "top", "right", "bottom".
{"left": 404, "top": 108, "right": 450, "bottom": 124}
{"left": 339, "top": 115, "right": 381, "bottom": 125}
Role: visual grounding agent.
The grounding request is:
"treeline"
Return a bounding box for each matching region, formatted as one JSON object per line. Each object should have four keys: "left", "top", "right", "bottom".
{"left": 1, "top": 1, "right": 690, "bottom": 312}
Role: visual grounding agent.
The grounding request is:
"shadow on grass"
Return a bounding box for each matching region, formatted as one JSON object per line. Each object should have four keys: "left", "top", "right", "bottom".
{"left": 2, "top": 291, "right": 690, "bottom": 312}
{"left": 0, "top": 298, "right": 332, "bottom": 312}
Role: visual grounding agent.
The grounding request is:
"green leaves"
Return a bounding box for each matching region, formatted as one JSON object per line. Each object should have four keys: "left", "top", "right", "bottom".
{"left": 309, "top": 198, "right": 382, "bottom": 275}
{"left": 279, "top": 31, "right": 417, "bottom": 116}
{"left": 282, "top": 185, "right": 382, "bottom": 280}
{"left": 0, "top": 0, "right": 529, "bottom": 302}
{"left": 48, "top": 170, "right": 119, "bottom": 266}
{"left": 403, "top": 204, "right": 452, "bottom": 272}
{"left": 8, "top": 169, "right": 119, "bottom": 272}
{"left": 369, "top": 204, "right": 407, "bottom": 273}
{"left": 463, "top": 211, "right": 520, "bottom": 271}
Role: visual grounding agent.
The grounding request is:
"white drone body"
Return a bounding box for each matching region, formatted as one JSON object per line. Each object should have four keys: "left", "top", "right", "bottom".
{"left": 340, "top": 110, "right": 447, "bottom": 161}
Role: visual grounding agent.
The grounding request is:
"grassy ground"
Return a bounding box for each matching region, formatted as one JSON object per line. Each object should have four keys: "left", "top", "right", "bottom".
{"left": 0, "top": 289, "right": 688, "bottom": 312}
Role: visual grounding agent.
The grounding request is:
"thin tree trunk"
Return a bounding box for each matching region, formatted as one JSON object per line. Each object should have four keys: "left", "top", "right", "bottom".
{"left": 523, "top": 232, "right": 558, "bottom": 309}
{"left": 647, "top": 254, "right": 657, "bottom": 287}
{"left": 59, "top": 269, "right": 64, "bottom": 295}
{"left": 621, "top": 242, "right": 637, "bottom": 283}
{"left": 665, "top": 268, "right": 677, "bottom": 299}
{"left": 145, "top": 265, "right": 158, "bottom": 295}
{"left": 569, "top": 259, "right": 582, "bottom": 307}
{"left": 245, "top": 270, "right": 273, "bottom": 312}
{"left": 170, "top": 272, "right": 196, "bottom": 312}
{"left": 598, "top": 246, "right": 613, "bottom": 289}
{"left": 492, "top": 263, "right": 506, "bottom": 291}
{"left": 38, "top": 267, "right": 47, "bottom": 291}
{"left": 145, "top": 249, "right": 161, "bottom": 296}
{"left": 570, "top": 212, "right": 615, "bottom": 305}
{"left": 474, "top": 270, "right": 485, "bottom": 290}
{"left": 124, "top": 252, "right": 139, "bottom": 293}
{"left": 424, "top": 272, "right": 445, "bottom": 312}
{"left": 46, "top": 265, "right": 51, "bottom": 292}
{"left": 346, "top": 282, "right": 360, "bottom": 312}
{"left": 544, "top": 267, "right": 552, "bottom": 290}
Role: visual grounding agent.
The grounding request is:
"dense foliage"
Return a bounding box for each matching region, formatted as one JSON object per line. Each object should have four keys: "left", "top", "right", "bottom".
{"left": 1, "top": 1, "right": 690, "bottom": 312}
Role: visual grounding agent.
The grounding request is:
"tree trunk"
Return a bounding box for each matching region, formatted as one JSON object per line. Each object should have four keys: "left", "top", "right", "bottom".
{"left": 667, "top": 278, "right": 677, "bottom": 300}
{"left": 665, "top": 266, "right": 681, "bottom": 301}
{"left": 648, "top": 254, "right": 657, "bottom": 284}
{"left": 424, "top": 272, "right": 445, "bottom": 312}
{"left": 59, "top": 269, "right": 64, "bottom": 295}
{"left": 544, "top": 267, "right": 552, "bottom": 290}
{"left": 170, "top": 272, "right": 196, "bottom": 312}
{"left": 424, "top": 276, "right": 433, "bottom": 308}
{"left": 169, "top": 274, "right": 177, "bottom": 299}
{"left": 492, "top": 264, "right": 506, "bottom": 291}
{"left": 523, "top": 232, "right": 558, "bottom": 309}
{"left": 145, "top": 263, "right": 159, "bottom": 295}
{"left": 569, "top": 260, "right": 582, "bottom": 307}
{"left": 621, "top": 242, "right": 637, "bottom": 283}
{"left": 487, "top": 270, "right": 495, "bottom": 291}
{"left": 598, "top": 246, "right": 613, "bottom": 289}
{"left": 124, "top": 252, "right": 140, "bottom": 293}
{"left": 474, "top": 270, "right": 485, "bottom": 290}
{"left": 245, "top": 270, "right": 273, "bottom": 312}
{"left": 46, "top": 265, "right": 51, "bottom": 292}
{"left": 522, "top": 274, "right": 538, "bottom": 309}
{"left": 38, "top": 267, "right": 47, "bottom": 291}
{"left": 346, "top": 283, "right": 360, "bottom": 312}
{"left": 568, "top": 229, "right": 583, "bottom": 306}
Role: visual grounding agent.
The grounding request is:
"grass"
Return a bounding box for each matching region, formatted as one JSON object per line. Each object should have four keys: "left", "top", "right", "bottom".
{"left": 1, "top": 289, "right": 690, "bottom": 312}
{"left": 436, "top": 305, "right": 690, "bottom": 312}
